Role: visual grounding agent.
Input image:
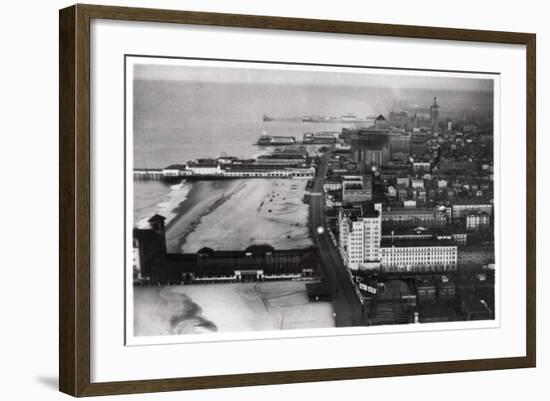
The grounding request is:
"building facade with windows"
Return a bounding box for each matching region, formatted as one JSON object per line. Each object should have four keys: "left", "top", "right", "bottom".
{"left": 466, "top": 212, "right": 491, "bottom": 230}
{"left": 338, "top": 202, "right": 382, "bottom": 271}
{"left": 380, "top": 239, "right": 458, "bottom": 272}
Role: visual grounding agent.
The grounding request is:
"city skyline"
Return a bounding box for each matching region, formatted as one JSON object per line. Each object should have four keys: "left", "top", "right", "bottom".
{"left": 130, "top": 58, "right": 496, "bottom": 339}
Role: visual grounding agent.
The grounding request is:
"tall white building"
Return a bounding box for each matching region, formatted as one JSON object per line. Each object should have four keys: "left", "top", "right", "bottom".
{"left": 338, "top": 202, "right": 382, "bottom": 271}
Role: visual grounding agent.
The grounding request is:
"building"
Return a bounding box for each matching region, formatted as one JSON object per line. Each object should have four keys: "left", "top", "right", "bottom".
{"left": 133, "top": 214, "right": 167, "bottom": 280}
{"left": 374, "top": 114, "right": 388, "bottom": 131}
{"left": 220, "top": 164, "right": 315, "bottom": 178}
{"left": 451, "top": 199, "right": 493, "bottom": 219}
{"left": 412, "top": 161, "right": 431, "bottom": 172}
{"left": 338, "top": 202, "right": 382, "bottom": 271}
{"left": 323, "top": 178, "right": 342, "bottom": 191}
{"left": 430, "top": 97, "right": 440, "bottom": 130}
{"left": 389, "top": 132, "right": 411, "bottom": 157}
{"left": 186, "top": 159, "right": 222, "bottom": 175}
{"left": 410, "top": 132, "right": 428, "bottom": 156}
{"left": 388, "top": 110, "right": 410, "bottom": 130}
{"left": 396, "top": 176, "right": 410, "bottom": 187}
{"left": 380, "top": 239, "right": 458, "bottom": 272}
{"left": 133, "top": 217, "right": 320, "bottom": 284}
{"left": 302, "top": 131, "right": 339, "bottom": 144}
{"left": 162, "top": 164, "right": 187, "bottom": 177}
{"left": 382, "top": 207, "right": 447, "bottom": 229}
{"left": 342, "top": 175, "right": 372, "bottom": 202}
{"left": 351, "top": 131, "right": 390, "bottom": 170}
{"left": 133, "top": 168, "right": 163, "bottom": 180}
{"left": 466, "top": 212, "right": 491, "bottom": 230}
{"left": 458, "top": 244, "right": 495, "bottom": 267}
{"left": 415, "top": 276, "right": 437, "bottom": 303}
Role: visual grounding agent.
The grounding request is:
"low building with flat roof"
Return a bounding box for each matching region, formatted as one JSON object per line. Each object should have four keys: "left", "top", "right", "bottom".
{"left": 380, "top": 238, "right": 458, "bottom": 273}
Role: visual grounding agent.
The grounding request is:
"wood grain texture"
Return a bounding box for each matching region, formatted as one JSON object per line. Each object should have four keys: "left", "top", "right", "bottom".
{"left": 59, "top": 5, "right": 76, "bottom": 396}
{"left": 59, "top": 3, "right": 537, "bottom": 397}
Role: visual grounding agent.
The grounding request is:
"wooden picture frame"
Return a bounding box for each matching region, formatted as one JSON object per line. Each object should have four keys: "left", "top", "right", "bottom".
{"left": 59, "top": 3, "right": 536, "bottom": 397}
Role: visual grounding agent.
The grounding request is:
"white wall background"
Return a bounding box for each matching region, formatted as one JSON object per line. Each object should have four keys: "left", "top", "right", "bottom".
{"left": 0, "top": 0, "right": 545, "bottom": 399}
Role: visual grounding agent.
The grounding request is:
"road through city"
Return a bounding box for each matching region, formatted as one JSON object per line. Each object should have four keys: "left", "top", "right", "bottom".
{"left": 309, "top": 149, "right": 365, "bottom": 327}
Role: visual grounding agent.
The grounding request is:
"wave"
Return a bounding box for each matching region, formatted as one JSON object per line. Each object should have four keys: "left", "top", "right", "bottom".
{"left": 136, "top": 181, "right": 193, "bottom": 229}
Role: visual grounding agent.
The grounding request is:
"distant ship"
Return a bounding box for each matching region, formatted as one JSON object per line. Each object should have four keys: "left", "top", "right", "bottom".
{"left": 263, "top": 114, "right": 274, "bottom": 122}
{"left": 301, "top": 114, "right": 371, "bottom": 123}
{"left": 339, "top": 113, "right": 372, "bottom": 122}
{"left": 302, "top": 115, "right": 322, "bottom": 122}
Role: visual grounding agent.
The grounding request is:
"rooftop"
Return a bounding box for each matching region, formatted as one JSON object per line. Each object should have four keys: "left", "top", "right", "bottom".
{"left": 381, "top": 238, "right": 457, "bottom": 248}
{"left": 147, "top": 214, "right": 166, "bottom": 223}
{"left": 163, "top": 164, "right": 187, "bottom": 170}
{"left": 341, "top": 202, "right": 380, "bottom": 220}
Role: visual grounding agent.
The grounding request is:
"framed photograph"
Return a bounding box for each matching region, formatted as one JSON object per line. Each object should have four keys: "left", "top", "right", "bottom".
{"left": 59, "top": 4, "right": 536, "bottom": 397}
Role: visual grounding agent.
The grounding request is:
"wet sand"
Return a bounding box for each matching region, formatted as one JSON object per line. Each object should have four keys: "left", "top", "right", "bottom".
{"left": 181, "top": 179, "right": 312, "bottom": 252}
{"left": 164, "top": 180, "right": 246, "bottom": 253}
{"left": 134, "top": 282, "right": 334, "bottom": 336}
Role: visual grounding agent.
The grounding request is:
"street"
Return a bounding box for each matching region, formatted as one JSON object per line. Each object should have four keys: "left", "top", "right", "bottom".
{"left": 309, "top": 149, "right": 364, "bottom": 327}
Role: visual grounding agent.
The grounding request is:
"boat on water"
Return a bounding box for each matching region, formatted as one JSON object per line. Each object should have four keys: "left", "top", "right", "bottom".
{"left": 302, "top": 115, "right": 322, "bottom": 123}
{"left": 262, "top": 114, "right": 274, "bottom": 122}
{"left": 301, "top": 113, "right": 371, "bottom": 123}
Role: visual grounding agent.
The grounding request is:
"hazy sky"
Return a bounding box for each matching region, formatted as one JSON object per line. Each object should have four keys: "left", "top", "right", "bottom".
{"left": 133, "top": 62, "right": 494, "bottom": 92}
{"left": 132, "top": 61, "right": 495, "bottom": 126}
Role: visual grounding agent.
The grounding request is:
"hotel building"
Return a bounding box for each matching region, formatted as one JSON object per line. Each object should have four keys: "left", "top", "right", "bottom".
{"left": 338, "top": 202, "right": 382, "bottom": 271}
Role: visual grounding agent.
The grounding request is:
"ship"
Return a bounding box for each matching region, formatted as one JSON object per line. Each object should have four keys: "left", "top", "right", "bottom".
{"left": 262, "top": 114, "right": 274, "bottom": 122}
{"left": 301, "top": 114, "right": 372, "bottom": 123}
{"left": 302, "top": 115, "right": 322, "bottom": 123}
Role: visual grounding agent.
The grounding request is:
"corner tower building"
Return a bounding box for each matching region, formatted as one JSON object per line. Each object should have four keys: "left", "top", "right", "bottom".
{"left": 430, "top": 97, "right": 440, "bottom": 130}
{"left": 338, "top": 202, "right": 382, "bottom": 271}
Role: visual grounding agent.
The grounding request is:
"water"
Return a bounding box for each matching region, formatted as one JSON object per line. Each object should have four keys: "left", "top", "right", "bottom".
{"left": 132, "top": 79, "right": 492, "bottom": 225}
{"left": 133, "top": 80, "right": 492, "bottom": 168}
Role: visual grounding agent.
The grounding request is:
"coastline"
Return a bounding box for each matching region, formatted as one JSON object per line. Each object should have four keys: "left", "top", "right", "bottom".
{"left": 137, "top": 176, "right": 313, "bottom": 254}
{"left": 182, "top": 179, "right": 312, "bottom": 252}
{"left": 134, "top": 281, "right": 334, "bottom": 336}
{"left": 165, "top": 180, "right": 247, "bottom": 253}
{"left": 134, "top": 180, "right": 192, "bottom": 229}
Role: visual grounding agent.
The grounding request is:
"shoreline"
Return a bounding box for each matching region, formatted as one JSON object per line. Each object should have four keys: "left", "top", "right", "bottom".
{"left": 134, "top": 281, "right": 334, "bottom": 336}
{"left": 138, "top": 177, "right": 313, "bottom": 254}
{"left": 164, "top": 180, "right": 246, "bottom": 253}
{"left": 182, "top": 179, "right": 313, "bottom": 252}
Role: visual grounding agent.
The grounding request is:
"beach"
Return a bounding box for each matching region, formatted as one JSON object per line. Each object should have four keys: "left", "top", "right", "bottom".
{"left": 180, "top": 179, "right": 312, "bottom": 252}
{"left": 134, "top": 176, "right": 313, "bottom": 253}
{"left": 133, "top": 281, "right": 335, "bottom": 336}
{"left": 161, "top": 180, "right": 246, "bottom": 253}
{"left": 133, "top": 180, "right": 190, "bottom": 228}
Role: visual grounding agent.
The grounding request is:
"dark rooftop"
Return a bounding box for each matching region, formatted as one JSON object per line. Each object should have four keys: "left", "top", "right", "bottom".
{"left": 163, "top": 164, "right": 187, "bottom": 170}
{"left": 381, "top": 238, "right": 457, "bottom": 248}
{"left": 148, "top": 214, "right": 166, "bottom": 223}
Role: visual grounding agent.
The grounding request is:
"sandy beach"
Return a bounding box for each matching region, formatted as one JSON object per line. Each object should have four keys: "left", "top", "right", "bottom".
{"left": 133, "top": 281, "right": 334, "bottom": 336}
{"left": 133, "top": 180, "right": 192, "bottom": 229}
{"left": 164, "top": 180, "right": 247, "bottom": 253}
{"left": 181, "top": 179, "right": 312, "bottom": 252}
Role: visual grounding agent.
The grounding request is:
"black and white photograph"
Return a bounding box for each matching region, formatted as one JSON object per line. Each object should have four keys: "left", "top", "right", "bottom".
{"left": 128, "top": 57, "right": 497, "bottom": 339}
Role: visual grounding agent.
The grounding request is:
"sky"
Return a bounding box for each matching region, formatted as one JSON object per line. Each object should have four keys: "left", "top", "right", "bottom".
{"left": 132, "top": 60, "right": 495, "bottom": 123}
{"left": 133, "top": 61, "right": 495, "bottom": 93}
